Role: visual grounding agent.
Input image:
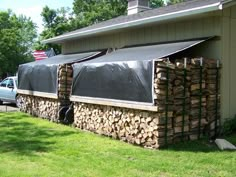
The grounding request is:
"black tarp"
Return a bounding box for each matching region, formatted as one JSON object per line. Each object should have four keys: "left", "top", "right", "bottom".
{"left": 18, "top": 51, "right": 101, "bottom": 94}
{"left": 71, "top": 39, "right": 207, "bottom": 103}
{"left": 72, "top": 60, "right": 153, "bottom": 103}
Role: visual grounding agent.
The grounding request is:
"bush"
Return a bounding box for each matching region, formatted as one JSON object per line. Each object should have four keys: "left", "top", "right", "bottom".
{"left": 222, "top": 115, "right": 236, "bottom": 135}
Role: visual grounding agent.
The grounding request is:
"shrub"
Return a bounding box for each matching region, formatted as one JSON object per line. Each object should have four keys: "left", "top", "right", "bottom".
{"left": 222, "top": 115, "right": 236, "bottom": 135}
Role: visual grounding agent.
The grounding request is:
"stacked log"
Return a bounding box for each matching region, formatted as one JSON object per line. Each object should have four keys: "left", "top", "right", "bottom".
{"left": 18, "top": 64, "right": 73, "bottom": 122}
{"left": 189, "top": 58, "right": 208, "bottom": 140}
{"left": 153, "top": 60, "right": 175, "bottom": 146}
{"left": 72, "top": 58, "right": 221, "bottom": 149}
{"left": 17, "top": 57, "right": 221, "bottom": 149}
{"left": 74, "top": 103, "right": 173, "bottom": 149}
{"left": 73, "top": 60, "right": 177, "bottom": 149}
{"left": 205, "top": 59, "right": 221, "bottom": 137}
{"left": 18, "top": 95, "right": 32, "bottom": 113}
{"left": 18, "top": 94, "right": 59, "bottom": 121}
{"left": 58, "top": 64, "right": 73, "bottom": 107}
{"left": 173, "top": 58, "right": 191, "bottom": 142}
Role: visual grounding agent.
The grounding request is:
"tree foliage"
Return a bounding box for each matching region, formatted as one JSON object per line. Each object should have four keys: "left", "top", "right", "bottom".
{"left": 35, "top": 0, "right": 186, "bottom": 54}
{"left": 150, "top": 0, "right": 165, "bottom": 8}
{"left": 34, "top": 6, "right": 72, "bottom": 54}
{"left": 0, "top": 0, "right": 187, "bottom": 77}
{"left": 71, "top": 0, "right": 127, "bottom": 29}
{"left": 0, "top": 11, "right": 37, "bottom": 76}
{"left": 71, "top": 0, "right": 165, "bottom": 29}
{"left": 167, "top": 0, "right": 185, "bottom": 5}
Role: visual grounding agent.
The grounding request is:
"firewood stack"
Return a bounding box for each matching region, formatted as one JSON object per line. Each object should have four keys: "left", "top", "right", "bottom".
{"left": 18, "top": 95, "right": 59, "bottom": 121}
{"left": 153, "top": 59, "right": 175, "bottom": 146}
{"left": 205, "top": 59, "right": 221, "bottom": 137}
{"left": 73, "top": 60, "right": 176, "bottom": 149}
{"left": 18, "top": 95, "right": 32, "bottom": 113}
{"left": 173, "top": 58, "right": 191, "bottom": 142}
{"left": 17, "top": 56, "right": 221, "bottom": 149}
{"left": 72, "top": 58, "right": 221, "bottom": 149}
{"left": 74, "top": 102, "right": 174, "bottom": 149}
{"left": 31, "top": 97, "right": 59, "bottom": 121}
{"left": 58, "top": 64, "right": 73, "bottom": 107}
{"left": 189, "top": 58, "right": 208, "bottom": 140}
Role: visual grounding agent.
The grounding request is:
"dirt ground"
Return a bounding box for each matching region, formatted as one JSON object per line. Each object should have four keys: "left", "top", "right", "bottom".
{"left": 0, "top": 103, "right": 18, "bottom": 112}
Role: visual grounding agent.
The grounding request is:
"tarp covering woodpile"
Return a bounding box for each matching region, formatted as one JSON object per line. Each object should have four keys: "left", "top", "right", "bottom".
{"left": 18, "top": 51, "right": 102, "bottom": 94}
{"left": 71, "top": 39, "right": 207, "bottom": 103}
{"left": 17, "top": 51, "right": 103, "bottom": 122}
{"left": 72, "top": 38, "right": 221, "bottom": 148}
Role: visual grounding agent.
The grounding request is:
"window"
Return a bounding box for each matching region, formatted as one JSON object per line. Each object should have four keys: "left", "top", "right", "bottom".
{"left": 8, "top": 79, "right": 14, "bottom": 88}
{"left": 0, "top": 79, "right": 9, "bottom": 87}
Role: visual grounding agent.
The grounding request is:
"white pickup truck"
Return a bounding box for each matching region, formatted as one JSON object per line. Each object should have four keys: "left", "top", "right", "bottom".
{"left": 0, "top": 76, "right": 19, "bottom": 106}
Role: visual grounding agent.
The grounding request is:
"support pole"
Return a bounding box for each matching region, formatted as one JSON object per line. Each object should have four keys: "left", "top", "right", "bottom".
{"left": 66, "top": 64, "right": 68, "bottom": 100}
{"left": 215, "top": 60, "right": 219, "bottom": 137}
{"left": 181, "top": 58, "right": 187, "bottom": 141}
{"left": 198, "top": 58, "right": 203, "bottom": 139}
{"left": 165, "top": 59, "right": 170, "bottom": 146}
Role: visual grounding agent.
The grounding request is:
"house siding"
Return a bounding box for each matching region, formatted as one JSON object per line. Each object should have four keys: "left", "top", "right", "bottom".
{"left": 229, "top": 18, "right": 236, "bottom": 118}
{"left": 62, "top": 14, "right": 221, "bottom": 55}
{"left": 221, "top": 5, "right": 236, "bottom": 120}
{"left": 61, "top": 5, "right": 236, "bottom": 121}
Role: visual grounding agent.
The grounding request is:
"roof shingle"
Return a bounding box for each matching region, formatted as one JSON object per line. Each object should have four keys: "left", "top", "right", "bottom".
{"left": 44, "top": 0, "right": 224, "bottom": 43}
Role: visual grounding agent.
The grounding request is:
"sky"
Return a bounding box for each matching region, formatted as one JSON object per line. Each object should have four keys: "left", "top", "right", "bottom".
{"left": 0, "top": 0, "right": 169, "bottom": 34}
{"left": 0, "top": 0, "right": 74, "bottom": 33}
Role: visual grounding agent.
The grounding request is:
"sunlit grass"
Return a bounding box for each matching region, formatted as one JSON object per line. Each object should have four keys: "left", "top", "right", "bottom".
{"left": 0, "top": 112, "right": 235, "bottom": 177}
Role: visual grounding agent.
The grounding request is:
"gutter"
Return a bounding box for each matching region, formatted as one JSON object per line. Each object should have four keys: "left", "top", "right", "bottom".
{"left": 43, "top": 1, "right": 224, "bottom": 44}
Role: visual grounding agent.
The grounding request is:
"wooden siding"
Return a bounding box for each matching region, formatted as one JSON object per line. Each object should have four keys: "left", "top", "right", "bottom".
{"left": 62, "top": 15, "right": 221, "bottom": 55}
{"left": 221, "top": 5, "right": 236, "bottom": 120}
{"left": 229, "top": 18, "right": 236, "bottom": 118}
{"left": 221, "top": 9, "right": 230, "bottom": 120}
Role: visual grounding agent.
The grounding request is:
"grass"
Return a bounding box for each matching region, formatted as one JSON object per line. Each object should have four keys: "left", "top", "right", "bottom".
{"left": 0, "top": 112, "right": 235, "bottom": 177}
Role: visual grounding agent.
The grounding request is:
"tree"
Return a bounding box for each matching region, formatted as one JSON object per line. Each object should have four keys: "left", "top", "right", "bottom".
{"left": 35, "top": 0, "right": 184, "bottom": 54}
{"left": 71, "top": 0, "right": 165, "bottom": 29}
{"left": 167, "top": 0, "right": 185, "bottom": 5}
{"left": 71, "top": 0, "right": 127, "bottom": 29}
{"left": 150, "top": 0, "right": 165, "bottom": 8}
{"left": 34, "top": 6, "right": 72, "bottom": 54}
{"left": 0, "top": 11, "right": 37, "bottom": 77}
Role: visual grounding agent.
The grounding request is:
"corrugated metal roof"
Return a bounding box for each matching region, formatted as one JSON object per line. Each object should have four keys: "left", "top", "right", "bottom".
{"left": 43, "top": 0, "right": 227, "bottom": 44}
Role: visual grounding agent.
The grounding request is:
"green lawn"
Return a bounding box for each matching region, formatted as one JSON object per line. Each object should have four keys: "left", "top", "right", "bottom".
{"left": 0, "top": 112, "right": 235, "bottom": 177}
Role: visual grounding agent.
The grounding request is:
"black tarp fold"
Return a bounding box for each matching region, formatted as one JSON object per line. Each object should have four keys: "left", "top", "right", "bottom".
{"left": 71, "top": 39, "right": 208, "bottom": 103}
{"left": 18, "top": 51, "right": 102, "bottom": 94}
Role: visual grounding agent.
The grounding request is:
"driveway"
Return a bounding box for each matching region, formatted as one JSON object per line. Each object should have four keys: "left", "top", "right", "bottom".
{"left": 0, "top": 102, "right": 18, "bottom": 112}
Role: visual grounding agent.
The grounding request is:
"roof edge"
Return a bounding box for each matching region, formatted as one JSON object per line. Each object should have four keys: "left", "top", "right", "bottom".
{"left": 43, "top": 1, "right": 224, "bottom": 44}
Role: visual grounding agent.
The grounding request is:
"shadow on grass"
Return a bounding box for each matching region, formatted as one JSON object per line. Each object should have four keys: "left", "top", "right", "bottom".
{"left": 1, "top": 113, "right": 234, "bottom": 154}
{"left": 163, "top": 139, "right": 219, "bottom": 152}
{"left": 0, "top": 113, "right": 74, "bottom": 156}
{"left": 162, "top": 135, "right": 235, "bottom": 152}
